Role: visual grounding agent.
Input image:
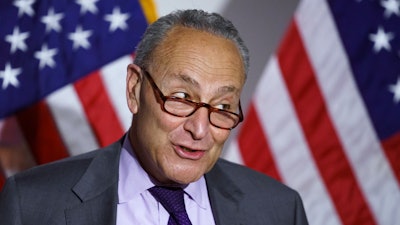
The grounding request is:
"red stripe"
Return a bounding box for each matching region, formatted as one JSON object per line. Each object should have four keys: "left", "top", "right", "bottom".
{"left": 238, "top": 103, "right": 282, "bottom": 181}
{"left": 278, "top": 20, "right": 377, "bottom": 225}
{"left": 74, "top": 71, "right": 125, "bottom": 147}
{"left": 381, "top": 132, "right": 400, "bottom": 185}
{"left": 16, "top": 101, "right": 69, "bottom": 164}
{"left": 0, "top": 172, "right": 5, "bottom": 189}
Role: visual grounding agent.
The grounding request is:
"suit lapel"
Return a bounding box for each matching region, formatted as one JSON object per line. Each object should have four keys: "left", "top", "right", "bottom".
{"left": 205, "top": 160, "right": 245, "bottom": 225}
{"left": 63, "top": 140, "right": 244, "bottom": 225}
{"left": 65, "top": 140, "right": 122, "bottom": 225}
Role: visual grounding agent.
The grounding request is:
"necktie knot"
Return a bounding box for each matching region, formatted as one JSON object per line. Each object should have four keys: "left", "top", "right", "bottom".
{"left": 149, "top": 186, "right": 192, "bottom": 225}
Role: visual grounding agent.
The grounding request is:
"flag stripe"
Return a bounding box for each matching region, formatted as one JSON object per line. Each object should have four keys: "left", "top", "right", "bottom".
{"left": 74, "top": 71, "right": 125, "bottom": 147}
{"left": 16, "top": 101, "right": 69, "bottom": 164}
{"left": 238, "top": 103, "right": 282, "bottom": 181}
{"left": 0, "top": 173, "right": 4, "bottom": 189}
{"left": 296, "top": 0, "right": 400, "bottom": 224}
{"left": 46, "top": 84, "right": 99, "bottom": 156}
{"left": 100, "top": 55, "right": 134, "bottom": 132}
{"left": 252, "top": 56, "right": 341, "bottom": 225}
{"left": 278, "top": 20, "right": 377, "bottom": 225}
{"left": 381, "top": 133, "right": 400, "bottom": 183}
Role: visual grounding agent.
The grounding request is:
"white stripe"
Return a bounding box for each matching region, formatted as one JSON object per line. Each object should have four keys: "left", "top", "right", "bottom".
{"left": 47, "top": 84, "right": 99, "bottom": 156}
{"left": 222, "top": 139, "right": 244, "bottom": 165}
{"left": 100, "top": 55, "right": 133, "bottom": 132}
{"left": 254, "top": 57, "right": 342, "bottom": 225}
{"left": 296, "top": 0, "right": 400, "bottom": 224}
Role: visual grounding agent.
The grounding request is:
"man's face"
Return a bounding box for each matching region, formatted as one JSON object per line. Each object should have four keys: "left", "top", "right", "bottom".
{"left": 127, "top": 26, "right": 245, "bottom": 185}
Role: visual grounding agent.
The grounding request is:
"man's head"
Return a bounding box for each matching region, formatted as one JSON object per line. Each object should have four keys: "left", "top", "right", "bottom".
{"left": 126, "top": 10, "right": 249, "bottom": 186}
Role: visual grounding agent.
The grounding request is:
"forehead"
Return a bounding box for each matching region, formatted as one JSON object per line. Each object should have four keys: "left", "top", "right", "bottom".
{"left": 149, "top": 26, "right": 246, "bottom": 89}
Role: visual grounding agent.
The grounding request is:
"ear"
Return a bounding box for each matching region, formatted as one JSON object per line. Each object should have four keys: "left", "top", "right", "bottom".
{"left": 126, "top": 64, "right": 142, "bottom": 114}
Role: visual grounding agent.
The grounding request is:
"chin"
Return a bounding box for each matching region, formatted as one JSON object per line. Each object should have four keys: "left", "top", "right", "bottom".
{"left": 165, "top": 165, "right": 206, "bottom": 185}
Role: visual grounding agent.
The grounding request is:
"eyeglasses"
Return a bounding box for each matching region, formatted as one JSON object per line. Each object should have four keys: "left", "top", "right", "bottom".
{"left": 142, "top": 69, "right": 243, "bottom": 130}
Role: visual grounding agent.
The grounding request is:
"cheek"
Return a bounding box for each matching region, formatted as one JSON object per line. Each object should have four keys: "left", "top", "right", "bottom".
{"left": 138, "top": 88, "right": 178, "bottom": 134}
{"left": 208, "top": 130, "right": 230, "bottom": 159}
{"left": 140, "top": 107, "right": 182, "bottom": 156}
{"left": 210, "top": 127, "right": 231, "bottom": 147}
{"left": 196, "top": 131, "right": 229, "bottom": 176}
{"left": 133, "top": 92, "right": 172, "bottom": 153}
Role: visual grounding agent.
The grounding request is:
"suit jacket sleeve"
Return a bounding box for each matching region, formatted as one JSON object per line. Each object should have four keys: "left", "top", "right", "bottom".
{"left": 0, "top": 141, "right": 121, "bottom": 225}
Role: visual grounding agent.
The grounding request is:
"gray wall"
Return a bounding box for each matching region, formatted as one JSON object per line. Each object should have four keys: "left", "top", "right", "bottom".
{"left": 219, "top": 1, "right": 299, "bottom": 144}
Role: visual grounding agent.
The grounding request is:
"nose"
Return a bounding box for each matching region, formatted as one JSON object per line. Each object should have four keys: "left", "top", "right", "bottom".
{"left": 183, "top": 107, "right": 210, "bottom": 140}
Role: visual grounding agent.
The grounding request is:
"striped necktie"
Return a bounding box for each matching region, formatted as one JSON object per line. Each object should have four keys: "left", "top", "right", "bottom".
{"left": 149, "top": 186, "right": 192, "bottom": 225}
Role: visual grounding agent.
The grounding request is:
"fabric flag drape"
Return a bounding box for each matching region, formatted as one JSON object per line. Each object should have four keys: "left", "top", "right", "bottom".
{"left": 225, "top": 0, "right": 400, "bottom": 224}
{"left": 0, "top": 0, "right": 157, "bottom": 187}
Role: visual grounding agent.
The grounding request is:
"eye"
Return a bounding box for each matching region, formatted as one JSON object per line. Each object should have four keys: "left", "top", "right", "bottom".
{"left": 215, "top": 103, "right": 231, "bottom": 111}
{"left": 172, "top": 92, "right": 190, "bottom": 99}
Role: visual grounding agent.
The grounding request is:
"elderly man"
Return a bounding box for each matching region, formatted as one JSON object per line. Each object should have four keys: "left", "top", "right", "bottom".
{"left": 0, "top": 9, "right": 308, "bottom": 225}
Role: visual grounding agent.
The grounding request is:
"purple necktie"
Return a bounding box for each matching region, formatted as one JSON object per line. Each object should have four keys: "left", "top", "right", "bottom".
{"left": 149, "top": 186, "right": 192, "bottom": 225}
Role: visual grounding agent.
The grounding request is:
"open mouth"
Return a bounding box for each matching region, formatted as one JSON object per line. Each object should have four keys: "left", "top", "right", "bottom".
{"left": 181, "top": 146, "right": 198, "bottom": 152}
{"left": 175, "top": 145, "right": 206, "bottom": 160}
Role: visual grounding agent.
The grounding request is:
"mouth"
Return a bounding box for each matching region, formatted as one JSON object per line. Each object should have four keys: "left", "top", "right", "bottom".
{"left": 175, "top": 145, "right": 206, "bottom": 160}
{"left": 181, "top": 146, "right": 197, "bottom": 152}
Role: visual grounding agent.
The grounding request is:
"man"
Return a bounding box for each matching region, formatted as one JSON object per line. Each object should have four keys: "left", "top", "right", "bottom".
{"left": 0, "top": 10, "right": 308, "bottom": 225}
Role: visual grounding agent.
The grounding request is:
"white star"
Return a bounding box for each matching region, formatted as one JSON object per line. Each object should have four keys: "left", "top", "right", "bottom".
{"left": 76, "top": 0, "right": 99, "bottom": 14}
{"left": 388, "top": 76, "right": 400, "bottom": 103}
{"left": 369, "top": 26, "right": 394, "bottom": 52}
{"left": 0, "top": 63, "right": 22, "bottom": 89}
{"left": 34, "top": 44, "right": 58, "bottom": 69}
{"left": 104, "top": 7, "right": 130, "bottom": 32}
{"left": 41, "top": 8, "right": 64, "bottom": 33}
{"left": 68, "top": 26, "right": 93, "bottom": 50}
{"left": 381, "top": 0, "right": 400, "bottom": 17}
{"left": 5, "top": 27, "right": 30, "bottom": 54}
{"left": 13, "top": 0, "right": 36, "bottom": 17}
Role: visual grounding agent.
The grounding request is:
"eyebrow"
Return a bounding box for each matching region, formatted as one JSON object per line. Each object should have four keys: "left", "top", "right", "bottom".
{"left": 178, "top": 74, "right": 200, "bottom": 88}
{"left": 176, "top": 73, "right": 240, "bottom": 95}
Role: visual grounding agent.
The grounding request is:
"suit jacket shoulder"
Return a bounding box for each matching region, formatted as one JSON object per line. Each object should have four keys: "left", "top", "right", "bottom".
{"left": 206, "top": 158, "right": 309, "bottom": 225}
{"left": 0, "top": 140, "right": 122, "bottom": 225}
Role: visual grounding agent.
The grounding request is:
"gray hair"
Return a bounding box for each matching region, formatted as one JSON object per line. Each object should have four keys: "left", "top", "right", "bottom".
{"left": 134, "top": 9, "right": 249, "bottom": 76}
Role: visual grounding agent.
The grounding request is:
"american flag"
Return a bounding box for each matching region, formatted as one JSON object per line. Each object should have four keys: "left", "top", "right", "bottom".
{"left": 0, "top": 0, "right": 155, "bottom": 186}
{"left": 225, "top": 0, "right": 400, "bottom": 224}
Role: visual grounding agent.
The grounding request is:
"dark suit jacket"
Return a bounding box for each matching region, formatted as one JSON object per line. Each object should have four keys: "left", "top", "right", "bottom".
{"left": 0, "top": 139, "right": 308, "bottom": 225}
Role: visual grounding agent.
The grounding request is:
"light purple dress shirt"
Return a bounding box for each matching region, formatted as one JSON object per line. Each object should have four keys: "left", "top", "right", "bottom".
{"left": 116, "top": 137, "right": 216, "bottom": 225}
